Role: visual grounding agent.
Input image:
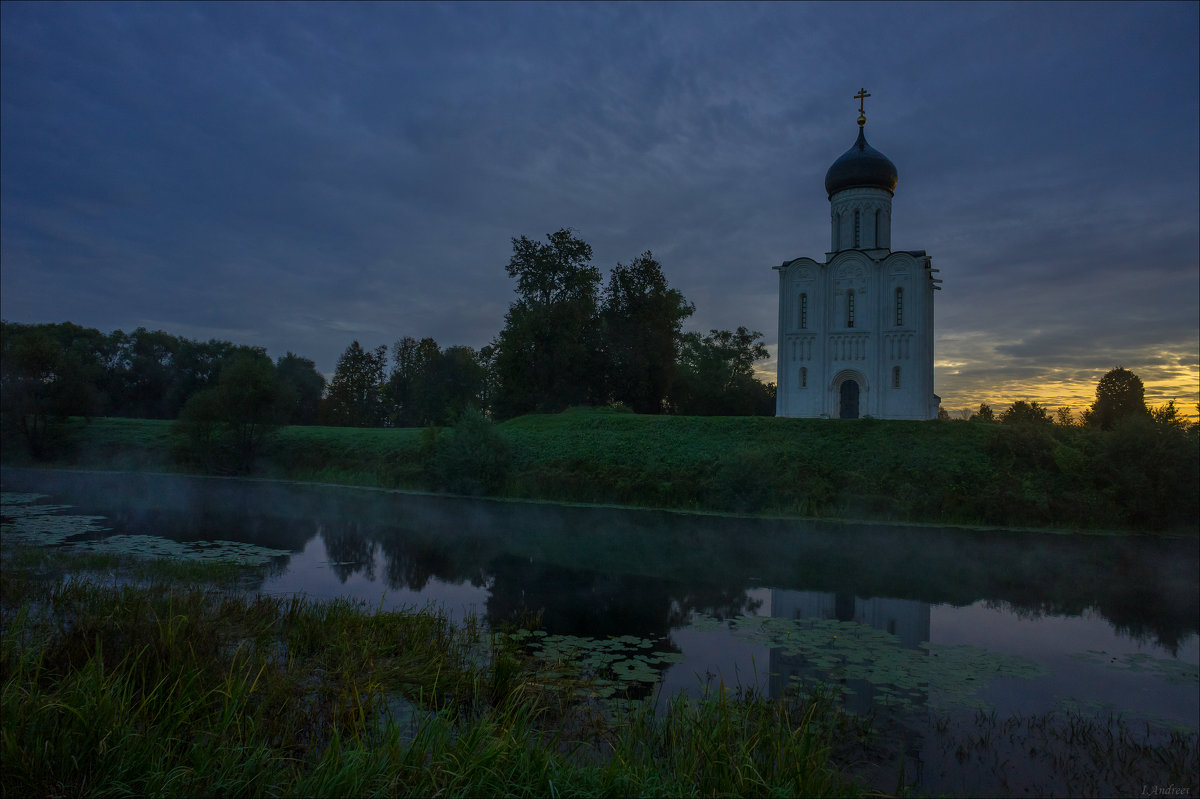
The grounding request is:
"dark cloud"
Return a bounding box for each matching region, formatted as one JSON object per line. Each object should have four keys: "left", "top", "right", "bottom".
{"left": 2, "top": 2, "right": 1196, "bottom": 412}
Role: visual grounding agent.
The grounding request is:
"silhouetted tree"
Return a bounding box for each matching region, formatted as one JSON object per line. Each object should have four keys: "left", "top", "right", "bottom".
{"left": 672, "top": 327, "right": 773, "bottom": 416}
{"left": 998, "top": 400, "right": 1052, "bottom": 425}
{"left": 321, "top": 341, "right": 387, "bottom": 426}
{"left": 276, "top": 352, "right": 326, "bottom": 425}
{"left": 111, "top": 327, "right": 181, "bottom": 418}
{"left": 1083, "top": 366, "right": 1149, "bottom": 430}
{"left": 386, "top": 336, "right": 440, "bottom": 426}
{"left": 492, "top": 229, "right": 604, "bottom": 418}
{"left": 1150, "top": 399, "right": 1190, "bottom": 433}
{"left": 601, "top": 252, "right": 694, "bottom": 413}
{"left": 175, "top": 351, "right": 293, "bottom": 473}
{"left": 1, "top": 321, "right": 106, "bottom": 457}
{"left": 426, "top": 346, "right": 488, "bottom": 425}
{"left": 476, "top": 344, "right": 497, "bottom": 415}
{"left": 969, "top": 403, "right": 996, "bottom": 422}
{"left": 166, "top": 338, "right": 252, "bottom": 417}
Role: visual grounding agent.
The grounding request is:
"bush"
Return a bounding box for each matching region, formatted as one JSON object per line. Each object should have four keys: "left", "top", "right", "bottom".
{"left": 427, "top": 407, "right": 511, "bottom": 496}
{"left": 173, "top": 354, "right": 291, "bottom": 474}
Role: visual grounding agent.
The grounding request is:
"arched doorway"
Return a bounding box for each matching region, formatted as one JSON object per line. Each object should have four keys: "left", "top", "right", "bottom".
{"left": 839, "top": 380, "right": 860, "bottom": 419}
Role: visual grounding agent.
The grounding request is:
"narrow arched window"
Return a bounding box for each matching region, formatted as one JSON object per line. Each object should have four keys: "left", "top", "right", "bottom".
{"left": 847, "top": 290, "right": 855, "bottom": 328}
{"left": 798, "top": 293, "right": 808, "bottom": 329}
{"left": 800, "top": 367, "right": 807, "bottom": 388}
{"left": 895, "top": 287, "right": 903, "bottom": 326}
{"left": 853, "top": 210, "right": 861, "bottom": 248}
{"left": 892, "top": 365, "right": 901, "bottom": 388}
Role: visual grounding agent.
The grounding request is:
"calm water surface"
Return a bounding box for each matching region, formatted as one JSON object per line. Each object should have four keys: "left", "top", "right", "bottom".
{"left": 4, "top": 468, "right": 1197, "bottom": 794}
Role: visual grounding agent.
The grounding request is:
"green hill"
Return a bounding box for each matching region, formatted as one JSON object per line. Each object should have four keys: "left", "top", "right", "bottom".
{"left": 4, "top": 407, "right": 1197, "bottom": 533}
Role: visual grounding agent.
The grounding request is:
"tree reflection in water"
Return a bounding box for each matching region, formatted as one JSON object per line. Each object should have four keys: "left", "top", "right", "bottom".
{"left": 2, "top": 468, "right": 1196, "bottom": 653}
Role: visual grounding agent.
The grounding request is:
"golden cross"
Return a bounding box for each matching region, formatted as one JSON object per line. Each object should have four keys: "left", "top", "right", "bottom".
{"left": 854, "top": 88, "right": 870, "bottom": 115}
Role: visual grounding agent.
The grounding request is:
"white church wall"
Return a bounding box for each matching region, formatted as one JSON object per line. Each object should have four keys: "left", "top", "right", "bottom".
{"left": 775, "top": 131, "right": 938, "bottom": 423}
{"left": 829, "top": 187, "right": 893, "bottom": 250}
{"left": 775, "top": 248, "right": 936, "bottom": 420}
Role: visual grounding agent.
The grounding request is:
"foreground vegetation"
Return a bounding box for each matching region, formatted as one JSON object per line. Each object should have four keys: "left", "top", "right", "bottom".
{"left": 3, "top": 546, "right": 1196, "bottom": 797}
{"left": 4, "top": 405, "right": 1197, "bottom": 533}
{"left": 0, "top": 546, "right": 868, "bottom": 798}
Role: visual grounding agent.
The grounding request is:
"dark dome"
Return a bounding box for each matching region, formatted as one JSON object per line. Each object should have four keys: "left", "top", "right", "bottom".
{"left": 824, "top": 126, "right": 898, "bottom": 197}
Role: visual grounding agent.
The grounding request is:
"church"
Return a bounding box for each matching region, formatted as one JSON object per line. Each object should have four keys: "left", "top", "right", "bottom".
{"left": 775, "top": 90, "right": 941, "bottom": 419}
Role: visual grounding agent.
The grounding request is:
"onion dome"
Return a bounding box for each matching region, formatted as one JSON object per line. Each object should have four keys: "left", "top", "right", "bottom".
{"left": 824, "top": 125, "right": 898, "bottom": 198}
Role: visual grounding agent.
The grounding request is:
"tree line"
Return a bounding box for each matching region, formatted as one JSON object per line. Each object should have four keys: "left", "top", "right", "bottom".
{"left": 959, "top": 367, "right": 1194, "bottom": 432}
{"left": 323, "top": 230, "right": 774, "bottom": 426}
{"left": 9, "top": 227, "right": 1190, "bottom": 467}
{"left": 1, "top": 229, "right": 775, "bottom": 454}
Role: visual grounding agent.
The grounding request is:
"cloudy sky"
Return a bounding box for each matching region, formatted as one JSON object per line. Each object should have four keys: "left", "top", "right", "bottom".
{"left": 2, "top": 1, "right": 1197, "bottom": 414}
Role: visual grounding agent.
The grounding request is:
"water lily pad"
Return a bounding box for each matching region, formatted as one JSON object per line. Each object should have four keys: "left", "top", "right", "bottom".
{"left": 1071, "top": 650, "right": 1199, "bottom": 686}
{"left": 1, "top": 492, "right": 290, "bottom": 565}
{"left": 689, "top": 610, "right": 1049, "bottom": 713}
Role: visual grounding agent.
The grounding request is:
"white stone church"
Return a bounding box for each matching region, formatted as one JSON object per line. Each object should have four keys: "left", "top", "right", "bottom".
{"left": 775, "top": 93, "right": 941, "bottom": 419}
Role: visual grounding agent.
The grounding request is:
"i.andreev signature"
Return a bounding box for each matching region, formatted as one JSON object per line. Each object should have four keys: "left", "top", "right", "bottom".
{"left": 1141, "top": 785, "right": 1192, "bottom": 797}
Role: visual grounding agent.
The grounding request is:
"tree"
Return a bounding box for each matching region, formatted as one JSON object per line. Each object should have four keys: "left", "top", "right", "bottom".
{"left": 386, "top": 336, "right": 441, "bottom": 426}
{"left": 276, "top": 352, "right": 327, "bottom": 425}
{"left": 969, "top": 403, "right": 995, "bottom": 422}
{"left": 492, "top": 229, "right": 604, "bottom": 418}
{"left": 672, "top": 327, "right": 773, "bottom": 416}
{"left": 1084, "top": 367, "right": 1149, "bottom": 430}
{"left": 426, "top": 346, "right": 488, "bottom": 425}
{"left": 111, "top": 327, "right": 181, "bottom": 418}
{"left": 164, "top": 338, "right": 250, "bottom": 417}
{"left": 998, "top": 400, "right": 1052, "bottom": 425}
{"left": 322, "top": 341, "right": 388, "bottom": 426}
{"left": 1149, "top": 399, "right": 1188, "bottom": 433}
{"left": 385, "top": 339, "right": 488, "bottom": 427}
{"left": 1, "top": 322, "right": 104, "bottom": 458}
{"left": 601, "top": 251, "right": 694, "bottom": 413}
{"left": 1054, "top": 406, "right": 1075, "bottom": 426}
{"left": 175, "top": 351, "right": 293, "bottom": 473}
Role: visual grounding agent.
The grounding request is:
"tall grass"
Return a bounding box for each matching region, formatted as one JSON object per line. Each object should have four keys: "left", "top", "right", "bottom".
{"left": 0, "top": 552, "right": 865, "bottom": 797}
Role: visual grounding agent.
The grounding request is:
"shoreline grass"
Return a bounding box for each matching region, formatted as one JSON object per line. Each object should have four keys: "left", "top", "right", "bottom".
{"left": 0, "top": 545, "right": 869, "bottom": 798}
{"left": 3, "top": 546, "right": 1196, "bottom": 796}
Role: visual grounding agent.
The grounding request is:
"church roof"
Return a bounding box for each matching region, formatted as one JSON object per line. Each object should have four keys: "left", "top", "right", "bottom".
{"left": 824, "top": 125, "right": 898, "bottom": 198}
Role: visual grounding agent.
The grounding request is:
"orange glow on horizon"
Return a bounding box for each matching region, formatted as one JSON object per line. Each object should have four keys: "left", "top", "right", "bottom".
{"left": 758, "top": 348, "right": 1200, "bottom": 420}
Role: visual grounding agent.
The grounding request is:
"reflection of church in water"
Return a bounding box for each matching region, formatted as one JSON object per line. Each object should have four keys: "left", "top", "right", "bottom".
{"left": 768, "top": 590, "right": 931, "bottom": 710}
{"left": 775, "top": 89, "right": 942, "bottom": 419}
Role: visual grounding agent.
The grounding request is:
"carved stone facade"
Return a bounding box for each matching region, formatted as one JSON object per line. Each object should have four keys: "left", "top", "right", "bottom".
{"left": 774, "top": 119, "right": 940, "bottom": 419}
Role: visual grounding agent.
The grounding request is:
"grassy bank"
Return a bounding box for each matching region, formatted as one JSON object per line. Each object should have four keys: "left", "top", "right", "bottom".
{"left": 4, "top": 407, "right": 1198, "bottom": 532}
{"left": 0, "top": 546, "right": 868, "bottom": 798}
{"left": 4, "top": 546, "right": 1196, "bottom": 797}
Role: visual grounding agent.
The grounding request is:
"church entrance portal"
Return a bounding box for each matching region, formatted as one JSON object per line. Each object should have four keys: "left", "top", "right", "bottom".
{"left": 839, "top": 380, "right": 860, "bottom": 419}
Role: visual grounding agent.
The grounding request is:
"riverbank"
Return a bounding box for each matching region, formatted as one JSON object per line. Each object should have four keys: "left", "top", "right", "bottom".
{"left": 4, "top": 407, "right": 1197, "bottom": 533}
{"left": 0, "top": 544, "right": 871, "bottom": 798}
{"left": 3, "top": 539, "right": 1196, "bottom": 797}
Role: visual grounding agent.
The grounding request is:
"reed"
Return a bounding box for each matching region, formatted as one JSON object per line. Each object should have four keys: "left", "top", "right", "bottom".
{"left": 1, "top": 550, "right": 865, "bottom": 797}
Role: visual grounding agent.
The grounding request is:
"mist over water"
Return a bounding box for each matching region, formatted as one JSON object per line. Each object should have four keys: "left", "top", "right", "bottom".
{"left": 3, "top": 467, "right": 1197, "bottom": 792}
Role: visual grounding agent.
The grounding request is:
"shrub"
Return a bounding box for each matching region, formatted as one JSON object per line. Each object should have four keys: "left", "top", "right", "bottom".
{"left": 427, "top": 407, "right": 511, "bottom": 496}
